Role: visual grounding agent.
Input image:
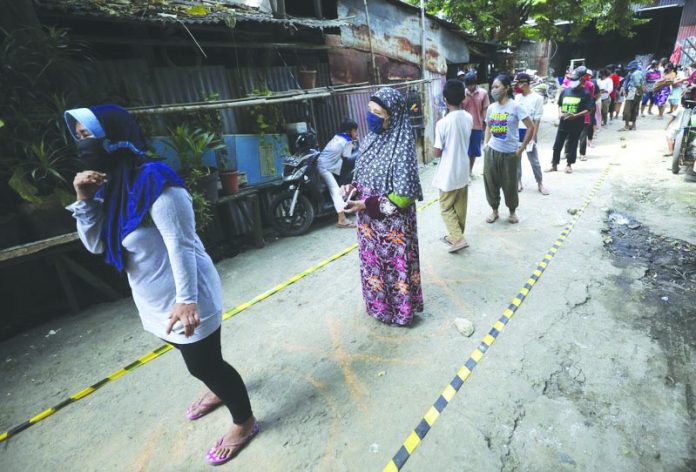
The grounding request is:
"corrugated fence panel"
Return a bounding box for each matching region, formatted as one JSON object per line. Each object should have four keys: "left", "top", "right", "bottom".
{"left": 150, "top": 66, "right": 238, "bottom": 133}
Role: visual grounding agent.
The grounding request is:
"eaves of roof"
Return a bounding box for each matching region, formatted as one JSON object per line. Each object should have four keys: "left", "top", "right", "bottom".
{"left": 33, "top": 0, "right": 351, "bottom": 29}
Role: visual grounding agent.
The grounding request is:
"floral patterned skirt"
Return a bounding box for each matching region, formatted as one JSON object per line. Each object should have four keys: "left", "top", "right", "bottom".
{"left": 355, "top": 185, "right": 424, "bottom": 326}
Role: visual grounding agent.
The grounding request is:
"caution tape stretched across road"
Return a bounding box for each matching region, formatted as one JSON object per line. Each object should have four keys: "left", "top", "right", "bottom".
{"left": 384, "top": 166, "right": 611, "bottom": 472}
{"left": 0, "top": 196, "right": 440, "bottom": 444}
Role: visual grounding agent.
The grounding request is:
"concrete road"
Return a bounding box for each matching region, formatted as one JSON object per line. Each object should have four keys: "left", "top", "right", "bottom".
{"left": 1, "top": 105, "right": 695, "bottom": 472}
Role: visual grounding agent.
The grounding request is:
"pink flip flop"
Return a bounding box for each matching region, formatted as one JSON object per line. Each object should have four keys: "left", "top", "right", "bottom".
{"left": 206, "top": 422, "right": 260, "bottom": 466}
{"left": 186, "top": 395, "right": 222, "bottom": 421}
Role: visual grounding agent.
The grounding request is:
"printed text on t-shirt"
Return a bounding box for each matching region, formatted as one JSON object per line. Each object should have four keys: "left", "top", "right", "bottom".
{"left": 489, "top": 112, "right": 510, "bottom": 139}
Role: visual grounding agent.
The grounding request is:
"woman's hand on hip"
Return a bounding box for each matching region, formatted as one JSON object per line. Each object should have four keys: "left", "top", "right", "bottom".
{"left": 344, "top": 199, "right": 366, "bottom": 214}
{"left": 166, "top": 303, "right": 201, "bottom": 337}
{"left": 73, "top": 171, "right": 107, "bottom": 200}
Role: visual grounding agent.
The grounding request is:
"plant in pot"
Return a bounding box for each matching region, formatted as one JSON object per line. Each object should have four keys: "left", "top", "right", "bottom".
{"left": 298, "top": 66, "right": 318, "bottom": 90}
{"left": 217, "top": 149, "right": 243, "bottom": 194}
{"left": 165, "top": 125, "right": 225, "bottom": 200}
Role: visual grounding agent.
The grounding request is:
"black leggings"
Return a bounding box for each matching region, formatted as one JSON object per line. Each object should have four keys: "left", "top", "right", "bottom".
{"left": 172, "top": 327, "right": 253, "bottom": 424}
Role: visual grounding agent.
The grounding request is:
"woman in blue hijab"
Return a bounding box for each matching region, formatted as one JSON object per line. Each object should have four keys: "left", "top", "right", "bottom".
{"left": 64, "top": 105, "right": 258, "bottom": 465}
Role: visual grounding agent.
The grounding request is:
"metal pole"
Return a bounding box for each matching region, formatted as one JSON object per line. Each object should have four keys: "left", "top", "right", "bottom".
{"left": 362, "top": 0, "right": 380, "bottom": 84}
{"left": 420, "top": 0, "right": 426, "bottom": 79}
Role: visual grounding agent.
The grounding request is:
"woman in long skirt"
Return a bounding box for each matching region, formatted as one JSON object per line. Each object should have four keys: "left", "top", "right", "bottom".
{"left": 343, "top": 88, "right": 424, "bottom": 326}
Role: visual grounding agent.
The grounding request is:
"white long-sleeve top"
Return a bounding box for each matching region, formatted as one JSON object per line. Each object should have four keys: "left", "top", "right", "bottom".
{"left": 66, "top": 186, "right": 222, "bottom": 344}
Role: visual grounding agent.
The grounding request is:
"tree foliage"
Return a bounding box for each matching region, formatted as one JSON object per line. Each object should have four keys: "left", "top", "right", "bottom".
{"left": 407, "top": 0, "right": 653, "bottom": 44}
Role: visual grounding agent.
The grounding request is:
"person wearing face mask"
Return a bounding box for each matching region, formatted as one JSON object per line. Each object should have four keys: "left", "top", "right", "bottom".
{"left": 514, "top": 72, "right": 549, "bottom": 195}
{"left": 461, "top": 71, "right": 490, "bottom": 174}
{"left": 63, "top": 105, "right": 258, "bottom": 466}
{"left": 340, "top": 87, "right": 424, "bottom": 327}
{"left": 483, "top": 74, "right": 535, "bottom": 224}
{"left": 549, "top": 68, "right": 593, "bottom": 173}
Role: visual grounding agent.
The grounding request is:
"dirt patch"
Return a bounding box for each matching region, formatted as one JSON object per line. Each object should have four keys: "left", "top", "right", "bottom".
{"left": 603, "top": 210, "right": 696, "bottom": 427}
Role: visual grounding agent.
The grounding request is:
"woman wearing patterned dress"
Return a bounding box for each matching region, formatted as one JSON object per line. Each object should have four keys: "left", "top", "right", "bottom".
{"left": 342, "top": 87, "right": 424, "bottom": 327}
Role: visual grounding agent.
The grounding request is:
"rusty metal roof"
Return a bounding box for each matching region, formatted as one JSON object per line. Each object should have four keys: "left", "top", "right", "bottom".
{"left": 34, "top": 0, "right": 351, "bottom": 29}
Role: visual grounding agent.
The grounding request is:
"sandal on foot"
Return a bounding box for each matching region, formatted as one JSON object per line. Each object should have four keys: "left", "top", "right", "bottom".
{"left": 565, "top": 166, "right": 573, "bottom": 174}
{"left": 440, "top": 235, "right": 453, "bottom": 246}
{"left": 187, "top": 394, "right": 222, "bottom": 421}
{"left": 508, "top": 213, "right": 519, "bottom": 224}
{"left": 447, "top": 239, "right": 470, "bottom": 253}
{"left": 486, "top": 212, "right": 499, "bottom": 224}
{"left": 336, "top": 221, "right": 356, "bottom": 228}
{"left": 207, "top": 422, "right": 260, "bottom": 466}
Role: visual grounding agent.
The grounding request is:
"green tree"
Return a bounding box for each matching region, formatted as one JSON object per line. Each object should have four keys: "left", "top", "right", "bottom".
{"left": 407, "top": 0, "right": 652, "bottom": 44}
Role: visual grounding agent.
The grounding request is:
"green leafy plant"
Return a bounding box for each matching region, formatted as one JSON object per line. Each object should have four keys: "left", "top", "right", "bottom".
{"left": 247, "top": 88, "right": 286, "bottom": 135}
{"left": 8, "top": 135, "right": 75, "bottom": 205}
{"left": 0, "top": 25, "right": 90, "bottom": 207}
{"left": 164, "top": 125, "right": 225, "bottom": 173}
{"left": 189, "top": 190, "right": 213, "bottom": 233}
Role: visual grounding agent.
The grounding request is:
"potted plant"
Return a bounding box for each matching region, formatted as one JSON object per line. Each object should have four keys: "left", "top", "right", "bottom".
{"left": 164, "top": 125, "right": 225, "bottom": 203}
{"left": 298, "top": 67, "right": 317, "bottom": 90}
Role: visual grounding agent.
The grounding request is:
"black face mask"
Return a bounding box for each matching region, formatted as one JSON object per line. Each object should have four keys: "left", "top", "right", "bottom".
{"left": 76, "top": 138, "right": 114, "bottom": 173}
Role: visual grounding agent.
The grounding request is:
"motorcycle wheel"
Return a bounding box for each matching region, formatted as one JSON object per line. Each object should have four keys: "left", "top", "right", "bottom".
{"left": 270, "top": 190, "right": 315, "bottom": 237}
{"left": 672, "top": 130, "right": 684, "bottom": 174}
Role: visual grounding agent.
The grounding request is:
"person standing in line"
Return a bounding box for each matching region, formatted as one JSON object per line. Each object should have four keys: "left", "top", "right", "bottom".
{"left": 668, "top": 65, "right": 687, "bottom": 113}
{"left": 64, "top": 105, "right": 258, "bottom": 466}
{"left": 514, "top": 73, "right": 549, "bottom": 195}
{"left": 577, "top": 68, "right": 596, "bottom": 160}
{"left": 610, "top": 66, "right": 623, "bottom": 120}
{"left": 598, "top": 68, "right": 614, "bottom": 126}
{"left": 318, "top": 119, "right": 359, "bottom": 228}
{"left": 461, "top": 71, "right": 490, "bottom": 175}
{"left": 548, "top": 68, "right": 592, "bottom": 173}
{"left": 653, "top": 62, "right": 676, "bottom": 119}
{"left": 642, "top": 60, "right": 662, "bottom": 116}
{"left": 433, "top": 80, "right": 473, "bottom": 253}
{"left": 342, "top": 87, "right": 424, "bottom": 327}
{"left": 621, "top": 61, "right": 644, "bottom": 131}
{"left": 482, "top": 74, "right": 534, "bottom": 224}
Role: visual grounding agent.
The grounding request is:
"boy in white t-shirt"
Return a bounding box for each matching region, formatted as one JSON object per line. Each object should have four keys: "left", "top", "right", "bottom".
{"left": 433, "top": 80, "right": 473, "bottom": 253}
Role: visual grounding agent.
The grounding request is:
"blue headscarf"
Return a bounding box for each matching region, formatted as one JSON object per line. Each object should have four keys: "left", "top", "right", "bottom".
{"left": 65, "top": 105, "right": 185, "bottom": 272}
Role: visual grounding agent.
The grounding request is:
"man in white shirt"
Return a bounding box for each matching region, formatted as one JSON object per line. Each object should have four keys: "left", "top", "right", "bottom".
{"left": 598, "top": 68, "right": 614, "bottom": 126}
{"left": 433, "top": 80, "right": 473, "bottom": 253}
{"left": 317, "top": 120, "right": 358, "bottom": 227}
{"left": 514, "top": 73, "right": 549, "bottom": 195}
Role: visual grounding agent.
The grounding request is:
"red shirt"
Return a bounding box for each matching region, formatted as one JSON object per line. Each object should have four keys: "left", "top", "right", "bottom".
{"left": 610, "top": 73, "right": 621, "bottom": 100}
{"left": 461, "top": 87, "right": 490, "bottom": 130}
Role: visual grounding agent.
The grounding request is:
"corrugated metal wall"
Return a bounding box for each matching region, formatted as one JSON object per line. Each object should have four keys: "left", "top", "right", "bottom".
{"left": 85, "top": 59, "right": 440, "bottom": 160}
{"left": 84, "top": 60, "right": 331, "bottom": 136}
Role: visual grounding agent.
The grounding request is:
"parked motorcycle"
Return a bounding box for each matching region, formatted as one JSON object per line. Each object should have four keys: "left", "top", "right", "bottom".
{"left": 269, "top": 133, "right": 356, "bottom": 236}
{"left": 671, "top": 98, "right": 696, "bottom": 180}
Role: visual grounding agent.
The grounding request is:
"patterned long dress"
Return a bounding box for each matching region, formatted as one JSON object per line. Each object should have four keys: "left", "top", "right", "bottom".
{"left": 355, "top": 183, "right": 423, "bottom": 326}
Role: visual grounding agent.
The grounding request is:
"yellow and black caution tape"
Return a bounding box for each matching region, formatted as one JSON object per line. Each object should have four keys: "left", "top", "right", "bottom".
{"left": 0, "top": 197, "right": 439, "bottom": 444}
{"left": 384, "top": 167, "right": 611, "bottom": 472}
